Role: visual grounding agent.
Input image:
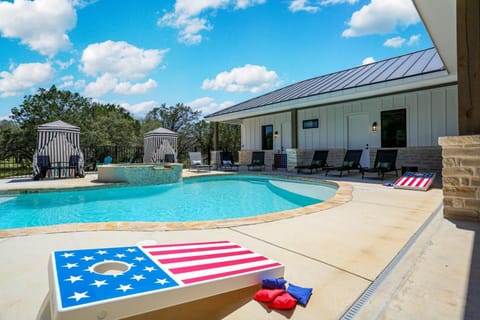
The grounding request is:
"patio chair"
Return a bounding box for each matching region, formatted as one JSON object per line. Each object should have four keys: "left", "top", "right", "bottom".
{"left": 164, "top": 154, "right": 175, "bottom": 163}
{"left": 361, "top": 149, "right": 399, "bottom": 179}
{"left": 95, "top": 155, "right": 112, "bottom": 171}
{"left": 68, "top": 155, "right": 84, "bottom": 178}
{"left": 325, "top": 149, "right": 363, "bottom": 177}
{"left": 35, "top": 155, "right": 51, "bottom": 180}
{"left": 188, "top": 152, "right": 211, "bottom": 171}
{"left": 295, "top": 150, "right": 329, "bottom": 174}
{"left": 247, "top": 151, "right": 265, "bottom": 171}
{"left": 218, "top": 151, "right": 239, "bottom": 171}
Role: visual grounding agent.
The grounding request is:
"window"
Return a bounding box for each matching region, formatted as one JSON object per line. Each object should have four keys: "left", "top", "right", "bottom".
{"left": 381, "top": 109, "right": 406, "bottom": 147}
{"left": 303, "top": 119, "right": 319, "bottom": 129}
{"left": 262, "top": 125, "right": 273, "bottom": 150}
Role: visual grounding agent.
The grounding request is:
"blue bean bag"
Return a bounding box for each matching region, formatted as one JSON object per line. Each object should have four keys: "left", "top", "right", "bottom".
{"left": 287, "top": 283, "right": 313, "bottom": 306}
{"left": 262, "top": 277, "right": 287, "bottom": 290}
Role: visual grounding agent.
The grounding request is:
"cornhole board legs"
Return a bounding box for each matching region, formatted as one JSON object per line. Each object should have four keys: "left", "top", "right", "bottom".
{"left": 393, "top": 171, "right": 436, "bottom": 191}
{"left": 37, "top": 240, "right": 284, "bottom": 320}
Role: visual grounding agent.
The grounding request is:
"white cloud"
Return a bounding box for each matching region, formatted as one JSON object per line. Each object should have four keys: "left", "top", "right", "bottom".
{"left": 120, "top": 100, "right": 159, "bottom": 115}
{"left": 84, "top": 74, "right": 157, "bottom": 98}
{"left": 320, "top": 0, "right": 358, "bottom": 4}
{"left": 74, "top": 79, "right": 86, "bottom": 90}
{"left": 289, "top": 0, "right": 357, "bottom": 13}
{"left": 83, "top": 73, "right": 117, "bottom": 97}
{"left": 58, "top": 75, "right": 74, "bottom": 88}
{"left": 158, "top": 0, "right": 265, "bottom": 45}
{"left": 342, "top": 0, "right": 420, "bottom": 37}
{"left": 188, "top": 96, "right": 234, "bottom": 115}
{"left": 80, "top": 40, "right": 168, "bottom": 80}
{"left": 0, "top": 0, "right": 76, "bottom": 57}
{"left": 71, "top": 0, "right": 98, "bottom": 8}
{"left": 362, "top": 57, "right": 376, "bottom": 65}
{"left": 114, "top": 79, "right": 157, "bottom": 95}
{"left": 0, "top": 62, "right": 54, "bottom": 97}
{"left": 384, "top": 36, "right": 405, "bottom": 48}
{"left": 56, "top": 58, "right": 75, "bottom": 70}
{"left": 202, "top": 64, "right": 279, "bottom": 93}
{"left": 289, "top": 0, "right": 320, "bottom": 13}
{"left": 407, "top": 34, "right": 420, "bottom": 46}
{"left": 384, "top": 34, "right": 421, "bottom": 48}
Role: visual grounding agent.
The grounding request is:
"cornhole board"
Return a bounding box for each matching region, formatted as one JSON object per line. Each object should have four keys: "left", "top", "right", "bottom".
{"left": 393, "top": 171, "right": 436, "bottom": 191}
{"left": 39, "top": 240, "right": 284, "bottom": 320}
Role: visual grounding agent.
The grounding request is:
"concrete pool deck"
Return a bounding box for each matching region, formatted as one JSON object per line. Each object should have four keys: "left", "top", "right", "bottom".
{"left": 0, "top": 170, "right": 479, "bottom": 319}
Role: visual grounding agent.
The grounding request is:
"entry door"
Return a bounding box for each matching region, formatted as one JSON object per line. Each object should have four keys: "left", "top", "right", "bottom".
{"left": 348, "top": 114, "right": 370, "bottom": 168}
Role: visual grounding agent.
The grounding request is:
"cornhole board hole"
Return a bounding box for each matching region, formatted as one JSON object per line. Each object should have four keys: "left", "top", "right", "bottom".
{"left": 39, "top": 240, "right": 284, "bottom": 320}
{"left": 393, "top": 171, "right": 436, "bottom": 191}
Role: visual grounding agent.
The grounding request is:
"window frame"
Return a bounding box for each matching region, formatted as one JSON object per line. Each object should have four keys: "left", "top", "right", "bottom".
{"left": 302, "top": 119, "right": 319, "bottom": 129}
{"left": 261, "top": 125, "right": 273, "bottom": 150}
{"left": 381, "top": 109, "right": 407, "bottom": 148}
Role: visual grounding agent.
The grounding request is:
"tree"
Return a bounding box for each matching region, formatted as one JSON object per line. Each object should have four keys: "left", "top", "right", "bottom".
{"left": 9, "top": 86, "right": 142, "bottom": 158}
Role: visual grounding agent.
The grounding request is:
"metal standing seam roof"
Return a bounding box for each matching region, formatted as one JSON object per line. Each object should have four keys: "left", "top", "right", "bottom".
{"left": 205, "top": 47, "right": 445, "bottom": 119}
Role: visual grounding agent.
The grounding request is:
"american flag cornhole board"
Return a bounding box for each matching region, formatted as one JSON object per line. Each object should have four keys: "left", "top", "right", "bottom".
{"left": 43, "top": 240, "right": 284, "bottom": 320}
{"left": 393, "top": 171, "right": 436, "bottom": 191}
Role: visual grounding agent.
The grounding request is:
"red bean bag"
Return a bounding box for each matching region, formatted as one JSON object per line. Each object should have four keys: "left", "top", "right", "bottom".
{"left": 253, "top": 288, "right": 285, "bottom": 302}
{"left": 267, "top": 292, "right": 297, "bottom": 310}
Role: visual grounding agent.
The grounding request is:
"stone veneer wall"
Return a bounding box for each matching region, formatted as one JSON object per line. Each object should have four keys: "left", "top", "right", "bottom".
{"left": 438, "top": 135, "right": 480, "bottom": 221}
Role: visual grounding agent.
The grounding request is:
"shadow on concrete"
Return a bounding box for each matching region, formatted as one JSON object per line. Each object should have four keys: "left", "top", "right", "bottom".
{"left": 449, "top": 219, "right": 480, "bottom": 320}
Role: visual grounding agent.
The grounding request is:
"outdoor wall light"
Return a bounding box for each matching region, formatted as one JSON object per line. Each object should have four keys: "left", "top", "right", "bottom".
{"left": 274, "top": 131, "right": 279, "bottom": 138}
{"left": 371, "top": 121, "right": 378, "bottom": 132}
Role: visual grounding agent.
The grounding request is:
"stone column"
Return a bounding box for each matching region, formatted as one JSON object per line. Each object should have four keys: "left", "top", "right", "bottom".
{"left": 439, "top": 135, "right": 480, "bottom": 221}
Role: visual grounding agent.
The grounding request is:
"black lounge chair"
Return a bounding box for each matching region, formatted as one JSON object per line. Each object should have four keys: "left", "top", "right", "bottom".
{"left": 325, "top": 149, "right": 363, "bottom": 177}
{"left": 68, "top": 155, "right": 84, "bottom": 178}
{"left": 218, "top": 151, "right": 239, "bottom": 171}
{"left": 164, "top": 154, "right": 175, "bottom": 163}
{"left": 247, "top": 151, "right": 265, "bottom": 171}
{"left": 362, "top": 149, "right": 399, "bottom": 179}
{"left": 295, "top": 150, "right": 329, "bottom": 174}
{"left": 35, "top": 155, "right": 51, "bottom": 180}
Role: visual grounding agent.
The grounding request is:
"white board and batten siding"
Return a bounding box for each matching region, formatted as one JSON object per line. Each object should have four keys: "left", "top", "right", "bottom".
{"left": 240, "top": 85, "right": 458, "bottom": 150}
{"left": 242, "top": 112, "right": 292, "bottom": 151}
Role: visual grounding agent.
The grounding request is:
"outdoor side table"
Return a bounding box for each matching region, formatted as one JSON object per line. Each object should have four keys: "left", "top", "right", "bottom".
{"left": 37, "top": 240, "right": 284, "bottom": 320}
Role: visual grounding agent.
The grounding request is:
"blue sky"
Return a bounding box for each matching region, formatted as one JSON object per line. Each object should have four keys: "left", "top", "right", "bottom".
{"left": 0, "top": 0, "right": 432, "bottom": 120}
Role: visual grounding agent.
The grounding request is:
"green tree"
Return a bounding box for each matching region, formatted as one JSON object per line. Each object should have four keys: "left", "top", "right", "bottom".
{"left": 9, "top": 85, "right": 142, "bottom": 158}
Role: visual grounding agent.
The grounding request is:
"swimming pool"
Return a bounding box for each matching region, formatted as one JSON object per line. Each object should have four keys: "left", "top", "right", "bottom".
{"left": 0, "top": 175, "right": 337, "bottom": 230}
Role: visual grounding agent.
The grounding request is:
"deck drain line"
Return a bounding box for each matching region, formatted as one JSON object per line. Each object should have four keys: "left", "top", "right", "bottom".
{"left": 340, "top": 203, "right": 443, "bottom": 320}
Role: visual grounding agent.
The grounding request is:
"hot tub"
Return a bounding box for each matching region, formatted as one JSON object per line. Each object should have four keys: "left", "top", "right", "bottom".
{"left": 97, "top": 163, "right": 183, "bottom": 185}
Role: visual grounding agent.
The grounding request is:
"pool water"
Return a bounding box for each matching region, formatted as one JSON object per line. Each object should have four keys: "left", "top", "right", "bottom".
{"left": 0, "top": 175, "right": 337, "bottom": 229}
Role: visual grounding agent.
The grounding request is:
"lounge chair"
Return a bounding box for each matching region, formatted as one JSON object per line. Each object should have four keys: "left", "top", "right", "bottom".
{"left": 68, "top": 155, "right": 84, "bottom": 178}
{"left": 325, "top": 149, "right": 363, "bottom": 177}
{"left": 361, "top": 149, "right": 399, "bottom": 179}
{"left": 188, "top": 152, "right": 211, "bottom": 171}
{"left": 295, "top": 150, "right": 329, "bottom": 174}
{"left": 218, "top": 151, "right": 239, "bottom": 171}
{"left": 38, "top": 240, "right": 284, "bottom": 320}
{"left": 164, "top": 154, "right": 175, "bottom": 163}
{"left": 95, "top": 155, "right": 112, "bottom": 170}
{"left": 247, "top": 151, "right": 265, "bottom": 171}
{"left": 34, "top": 155, "right": 51, "bottom": 180}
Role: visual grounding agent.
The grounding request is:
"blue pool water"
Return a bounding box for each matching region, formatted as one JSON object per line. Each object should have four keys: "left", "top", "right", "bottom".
{"left": 0, "top": 175, "right": 337, "bottom": 229}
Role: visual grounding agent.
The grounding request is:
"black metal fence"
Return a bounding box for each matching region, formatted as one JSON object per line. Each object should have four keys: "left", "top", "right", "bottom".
{"left": 0, "top": 146, "right": 144, "bottom": 179}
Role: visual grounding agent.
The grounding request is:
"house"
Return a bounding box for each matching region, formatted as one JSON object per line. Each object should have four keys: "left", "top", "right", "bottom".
{"left": 205, "top": 47, "right": 458, "bottom": 173}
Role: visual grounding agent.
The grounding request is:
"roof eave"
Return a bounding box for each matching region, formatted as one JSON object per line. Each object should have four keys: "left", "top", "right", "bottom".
{"left": 207, "top": 71, "right": 456, "bottom": 122}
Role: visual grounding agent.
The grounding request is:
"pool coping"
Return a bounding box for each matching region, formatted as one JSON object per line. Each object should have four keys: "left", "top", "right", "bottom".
{"left": 0, "top": 173, "right": 353, "bottom": 238}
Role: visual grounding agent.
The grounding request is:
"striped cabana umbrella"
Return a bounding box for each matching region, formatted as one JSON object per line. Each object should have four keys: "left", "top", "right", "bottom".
{"left": 143, "top": 127, "right": 178, "bottom": 163}
{"left": 33, "top": 120, "right": 85, "bottom": 179}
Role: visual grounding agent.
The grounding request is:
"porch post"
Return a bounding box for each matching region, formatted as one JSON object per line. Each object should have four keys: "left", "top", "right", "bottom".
{"left": 457, "top": 0, "right": 480, "bottom": 135}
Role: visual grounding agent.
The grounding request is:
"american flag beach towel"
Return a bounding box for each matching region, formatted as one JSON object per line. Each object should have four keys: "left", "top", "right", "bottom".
{"left": 48, "top": 240, "right": 284, "bottom": 319}
{"left": 393, "top": 171, "right": 436, "bottom": 191}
